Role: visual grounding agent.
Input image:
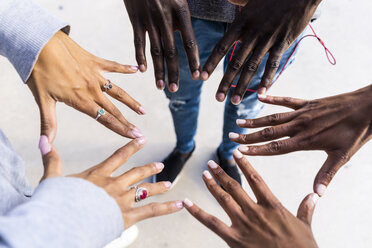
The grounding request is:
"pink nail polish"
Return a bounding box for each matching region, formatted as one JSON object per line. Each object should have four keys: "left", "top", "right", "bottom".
{"left": 203, "top": 170, "right": 212, "bottom": 179}
{"left": 216, "top": 93, "right": 225, "bottom": 102}
{"left": 315, "top": 184, "right": 327, "bottom": 197}
{"left": 137, "top": 136, "right": 147, "bottom": 144}
{"left": 157, "top": 80, "right": 165, "bottom": 90}
{"left": 155, "top": 162, "right": 164, "bottom": 170}
{"left": 207, "top": 160, "right": 218, "bottom": 169}
{"left": 201, "top": 71, "right": 209, "bottom": 81}
{"left": 164, "top": 181, "right": 172, "bottom": 188}
{"left": 183, "top": 198, "right": 193, "bottom": 207}
{"left": 238, "top": 146, "right": 248, "bottom": 152}
{"left": 139, "top": 106, "right": 146, "bottom": 115}
{"left": 236, "top": 119, "right": 246, "bottom": 125}
{"left": 131, "top": 128, "right": 143, "bottom": 138}
{"left": 192, "top": 70, "right": 200, "bottom": 79}
{"left": 231, "top": 95, "right": 241, "bottom": 105}
{"left": 170, "top": 83, "right": 178, "bottom": 92}
{"left": 131, "top": 65, "right": 139, "bottom": 71}
{"left": 139, "top": 64, "right": 146, "bottom": 72}
{"left": 38, "top": 135, "right": 51, "bottom": 155}
{"left": 311, "top": 194, "right": 319, "bottom": 204}
{"left": 229, "top": 132, "right": 239, "bottom": 139}
{"left": 176, "top": 201, "right": 184, "bottom": 209}
{"left": 233, "top": 149, "right": 243, "bottom": 159}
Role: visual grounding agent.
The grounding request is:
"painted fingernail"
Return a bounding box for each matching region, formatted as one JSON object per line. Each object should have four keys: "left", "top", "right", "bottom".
{"left": 131, "top": 128, "right": 143, "bottom": 138}
{"left": 183, "top": 198, "right": 193, "bottom": 207}
{"left": 258, "top": 87, "right": 267, "bottom": 95}
{"left": 229, "top": 132, "right": 239, "bottom": 139}
{"left": 155, "top": 162, "right": 164, "bottom": 170}
{"left": 157, "top": 80, "right": 165, "bottom": 90}
{"left": 139, "top": 64, "right": 146, "bottom": 72}
{"left": 216, "top": 93, "right": 225, "bottom": 102}
{"left": 192, "top": 70, "right": 200, "bottom": 80}
{"left": 38, "top": 135, "right": 51, "bottom": 155}
{"left": 233, "top": 149, "right": 243, "bottom": 159}
{"left": 203, "top": 170, "right": 212, "bottom": 180}
{"left": 231, "top": 95, "right": 241, "bottom": 105}
{"left": 176, "top": 201, "right": 184, "bottom": 209}
{"left": 207, "top": 160, "right": 218, "bottom": 169}
{"left": 258, "top": 94, "right": 267, "bottom": 99}
{"left": 170, "top": 83, "right": 178, "bottom": 92}
{"left": 315, "top": 184, "right": 327, "bottom": 197}
{"left": 236, "top": 119, "right": 246, "bottom": 125}
{"left": 311, "top": 194, "right": 319, "bottom": 204}
{"left": 137, "top": 136, "right": 147, "bottom": 144}
{"left": 131, "top": 65, "right": 139, "bottom": 71}
{"left": 139, "top": 106, "right": 146, "bottom": 115}
{"left": 238, "top": 146, "right": 249, "bottom": 153}
{"left": 164, "top": 181, "right": 172, "bottom": 189}
{"left": 201, "top": 71, "right": 209, "bottom": 81}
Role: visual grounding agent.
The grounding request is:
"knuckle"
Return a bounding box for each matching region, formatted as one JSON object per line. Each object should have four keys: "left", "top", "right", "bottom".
{"left": 260, "top": 128, "right": 274, "bottom": 139}
{"left": 117, "top": 88, "right": 126, "bottom": 100}
{"left": 216, "top": 43, "right": 229, "bottom": 56}
{"left": 226, "top": 180, "right": 240, "bottom": 192}
{"left": 149, "top": 203, "right": 160, "bottom": 217}
{"left": 245, "top": 60, "right": 259, "bottom": 72}
{"left": 185, "top": 39, "right": 197, "bottom": 50}
{"left": 151, "top": 46, "right": 163, "bottom": 57}
{"left": 134, "top": 37, "right": 144, "bottom": 47}
{"left": 105, "top": 114, "right": 116, "bottom": 125}
{"left": 267, "top": 113, "right": 281, "bottom": 124}
{"left": 267, "top": 141, "right": 281, "bottom": 152}
{"left": 321, "top": 169, "right": 337, "bottom": 182}
{"left": 249, "top": 173, "right": 263, "bottom": 185}
{"left": 175, "top": 5, "right": 188, "bottom": 19}
{"left": 218, "top": 193, "right": 232, "bottom": 204}
{"left": 208, "top": 216, "right": 221, "bottom": 229}
{"left": 231, "top": 59, "right": 243, "bottom": 71}
{"left": 215, "top": 167, "right": 225, "bottom": 177}
{"left": 165, "top": 47, "right": 177, "bottom": 59}
{"left": 268, "top": 60, "right": 280, "bottom": 69}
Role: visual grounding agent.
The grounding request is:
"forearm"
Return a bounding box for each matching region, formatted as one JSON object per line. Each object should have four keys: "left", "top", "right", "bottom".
{"left": 0, "top": 177, "right": 123, "bottom": 248}
{"left": 0, "top": 0, "right": 69, "bottom": 82}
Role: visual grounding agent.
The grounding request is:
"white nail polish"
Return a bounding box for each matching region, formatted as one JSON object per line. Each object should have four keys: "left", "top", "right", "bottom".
{"left": 238, "top": 146, "right": 249, "bottom": 152}
{"left": 311, "top": 194, "right": 319, "bottom": 204}
{"left": 155, "top": 162, "right": 164, "bottom": 170}
{"left": 207, "top": 160, "right": 218, "bottom": 169}
{"left": 229, "top": 132, "right": 239, "bottom": 139}
{"left": 183, "top": 198, "right": 193, "bottom": 207}
{"left": 233, "top": 149, "right": 243, "bottom": 159}
{"left": 258, "top": 94, "right": 267, "bottom": 99}
{"left": 176, "top": 201, "right": 184, "bottom": 209}
{"left": 236, "top": 119, "right": 246, "bottom": 125}
{"left": 315, "top": 184, "right": 327, "bottom": 197}
{"left": 203, "top": 170, "right": 212, "bottom": 179}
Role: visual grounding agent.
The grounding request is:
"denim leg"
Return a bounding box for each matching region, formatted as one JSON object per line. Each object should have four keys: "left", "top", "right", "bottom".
{"left": 164, "top": 18, "right": 227, "bottom": 153}
{"left": 219, "top": 30, "right": 306, "bottom": 159}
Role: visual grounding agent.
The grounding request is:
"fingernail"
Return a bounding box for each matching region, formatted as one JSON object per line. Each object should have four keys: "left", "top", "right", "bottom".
{"left": 231, "top": 95, "right": 241, "bottom": 105}
{"left": 311, "top": 194, "right": 319, "bottom": 204}
{"left": 157, "top": 80, "right": 165, "bottom": 90}
{"left": 236, "top": 119, "right": 246, "bottom": 125}
{"left": 315, "top": 184, "right": 327, "bottom": 197}
{"left": 258, "top": 94, "right": 267, "bottom": 99}
{"left": 170, "top": 83, "right": 178, "bottom": 92}
{"left": 192, "top": 70, "right": 200, "bottom": 80}
{"left": 176, "top": 201, "right": 184, "bottom": 209}
{"left": 131, "top": 65, "right": 139, "bottom": 71}
{"left": 233, "top": 149, "right": 243, "bottom": 159}
{"left": 229, "top": 132, "right": 239, "bottom": 139}
{"left": 38, "top": 135, "right": 51, "bottom": 155}
{"left": 258, "top": 87, "right": 267, "bottom": 95}
{"left": 137, "top": 136, "right": 147, "bottom": 144}
{"left": 183, "top": 198, "right": 193, "bottom": 207}
{"left": 139, "top": 106, "right": 146, "bottom": 115}
{"left": 201, "top": 71, "right": 209, "bottom": 81}
{"left": 155, "top": 162, "right": 164, "bottom": 171}
{"left": 203, "top": 170, "right": 212, "bottom": 179}
{"left": 238, "top": 146, "right": 249, "bottom": 152}
{"left": 139, "top": 64, "right": 146, "bottom": 72}
{"left": 164, "top": 181, "right": 172, "bottom": 189}
{"left": 216, "top": 93, "right": 225, "bottom": 102}
{"left": 207, "top": 160, "right": 218, "bottom": 169}
{"left": 131, "top": 128, "right": 143, "bottom": 138}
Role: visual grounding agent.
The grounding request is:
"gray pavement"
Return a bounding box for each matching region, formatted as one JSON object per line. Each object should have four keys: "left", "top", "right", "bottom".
{"left": 0, "top": 0, "right": 371, "bottom": 247}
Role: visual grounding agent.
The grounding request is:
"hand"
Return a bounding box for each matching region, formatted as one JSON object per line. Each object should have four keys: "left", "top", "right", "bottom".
{"left": 123, "top": 0, "right": 200, "bottom": 92}
{"left": 201, "top": 0, "right": 322, "bottom": 105}
{"left": 27, "top": 31, "right": 145, "bottom": 143}
{"left": 41, "top": 137, "right": 184, "bottom": 228}
{"left": 184, "top": 150, "right": 318, "bottom": 248}
{"left": 230, "top": 85, "right": 372, "bottom": 196}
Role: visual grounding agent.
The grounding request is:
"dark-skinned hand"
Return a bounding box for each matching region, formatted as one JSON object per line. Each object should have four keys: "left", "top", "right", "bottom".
{"left": 229, "top": 84, "right": 372, "bottom": 196}
{"left": 123, "top": 0, "right": 200, "bottom": 92}
{"left": 201, "top": 0, "right": 322, "bottom": 105}
{"left": 184, "top": 150, "right": 319, "bottom": 248}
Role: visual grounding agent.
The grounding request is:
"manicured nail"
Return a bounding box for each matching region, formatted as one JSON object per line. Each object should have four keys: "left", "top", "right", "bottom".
{"left": 203, "top": 170, "right": 212, "bottom": 180}
{"left": 139, "top": 64, "right": 146, "bottom": 72}
{"left": 216, "top": 93, "right": 225, "bottom": 102}
{"left": 315, "top": 184, "right": 327, "bottom": 197}
{"left": 176, "top": 201, "right": 184, "bottom": 209}
{"left": 201, "top": 71, "right": 209, "bottom": 81}
{"left": 311, "top": 194, "right": 319, "bottom": 204}
{"left": 131, "top": 128, "right": 143, "bottom": 138}
{"left": 258, "top": 94, "right": 267, "bottom": 99}
{"left": 207, "top": 160, "right": 218, "bottom": 169}
{"left": 137, "top": 136, "right": 147, "bottom": 144}
{"left": 164, "top": 181, "right": 172, "bottom": 189}
{"left": 38, "top": 135, "right": 51, "bottom": 155}
{"left": 155, "top": 162, "right": 164, "bottom": 170}
{"left": 231, "top": 95, "right": 241, "bottom": 105}
{"left": 238, "top": 146, "right": 249, "bottom": 153}
{"left": 192, "top": 70, "right": 200, "bottom": 80}
{"left": 233, "top": 149, "right": 243, "bottom": 159}
{"left": 131, "top": 65, "right": 139, "bottom": 71}
{"left": 157, "top": 80, "right": 165, "bottom": 90}
{"left": 258, "top": 87, "right": 267, "bottom": 96}
{"left": 170, "top": 83, "right": 178, "bottom": 92}
{"left": 183, "top": 198, "right": 193, "bottom": 207}
{"left": 236, "top": 119, "right": 246, "bottom": 125}
{"left": 139, "top": 106, "right": 146, "bottom": 115}
{"left": 229, "top": 132, "right": 239, "bottom": 139}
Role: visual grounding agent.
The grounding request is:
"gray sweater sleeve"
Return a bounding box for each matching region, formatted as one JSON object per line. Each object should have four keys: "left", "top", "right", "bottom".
{"left": 0, "top": 177, "right": 124, "bottom": 248}
{"left": 0, "top": 0, "right": 70, "bottom": 82}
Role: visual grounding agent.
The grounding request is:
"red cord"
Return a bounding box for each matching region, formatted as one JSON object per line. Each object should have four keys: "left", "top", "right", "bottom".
{"left": 229, "top": 22, "right": 336, "bottom": 92}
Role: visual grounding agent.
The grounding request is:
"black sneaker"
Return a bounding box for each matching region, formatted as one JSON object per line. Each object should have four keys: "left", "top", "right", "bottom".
{"left": 154, "top": 146, "right": 195, "bottom": 187}
{"left": 216, "top": 148, "right": 242, "bottom": 185}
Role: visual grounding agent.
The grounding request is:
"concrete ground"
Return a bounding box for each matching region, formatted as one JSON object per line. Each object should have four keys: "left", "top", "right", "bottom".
{"left": 1, "top": 0, "right": 372, "bottom": 247}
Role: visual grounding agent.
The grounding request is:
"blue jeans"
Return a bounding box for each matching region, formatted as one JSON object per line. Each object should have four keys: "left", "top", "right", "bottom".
{"left": 164, "top": 17, "right": 302, "bottom": 159}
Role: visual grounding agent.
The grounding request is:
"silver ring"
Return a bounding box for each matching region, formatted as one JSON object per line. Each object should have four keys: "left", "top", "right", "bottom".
{"left": 103, "top": 80, "right": 113, "bottom": 92}
{"left": 133, "top": 186, "right": 148, "bottom": 202}
{"left": 95, "top": 108, "right": 105, "bottom": 120}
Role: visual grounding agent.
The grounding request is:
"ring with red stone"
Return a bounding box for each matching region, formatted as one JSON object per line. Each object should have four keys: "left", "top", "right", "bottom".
{"left": 134, "top": 186, "right": 148, "bottom": 202}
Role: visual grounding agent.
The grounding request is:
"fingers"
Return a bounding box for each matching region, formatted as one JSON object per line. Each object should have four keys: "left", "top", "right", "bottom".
{"left": 313, "top": 153, "right": 349, "bottom": 197}
{"left": 257, "top": 95, "right": 308, "bottom": 110}
{"left": 39, "top": 97, "right": 57, "bottom": 143}
{"left": 117, "top": 162, "right": 165, "bottom": 188}
{"left": 297, "top": 193, "right": 319, "bottom": 226}
{"left": 236, "top": 111, "right": 299, "bottom": 128}
{"left": 97, "top": 138, "right": 146, "bottom": 175}
{"left": 98, "top": 59, "right": 138, "bottom": 74}
{"left": 95, "top": 93, "right": 132, "bottom": 126}
{"left": 257, "top": 49, "right": 284, "bottom": 93}
{"left": 233, "top": 150, "right": 279, "bottom": 206}
{"left": 134, "top": 181, "right": 172, "bottom": 198}
{"left": 183, "top": 199, "right": 233, "bottom": 242}
{"left": 41, "top": 145, "right": 62, "bottom": 181}
{"left": 133, "top": 25, "right": 147, "bottom": 72}
{"left": 207, "top": 160, "right": 256, "bottom": 212}
{"left": 237, "top": 138, "right": 300, "bottom": 156}
{"left": 124, "top": 200, "right": 184, "bottom": 228}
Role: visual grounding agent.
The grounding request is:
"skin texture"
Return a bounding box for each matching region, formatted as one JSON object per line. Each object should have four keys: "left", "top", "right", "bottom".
{"left": 201, "top": 0, "right": 322, "bottom": 105}
{"left": 230, "top": 84, "right": 372, "bottom": 196}
{"left": 41, "top": 137, "right": 184, "bottom": 228}
{"left": 184, "top": 150, "right": 318, "bottom": 248}
{"left": 123, "top": 0, "right": 200, "bottom": 92}
{"left": 27, "top": 31, "right": 145, "bottom": 143}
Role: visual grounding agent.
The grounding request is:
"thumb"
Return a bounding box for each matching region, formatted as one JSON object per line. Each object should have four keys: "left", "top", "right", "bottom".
{"left": 40, "top": 141, "right": 62, "bottom": 182}
{"left": 39, "top": 98, "right": 57, "bottom": 143}
{"left": 297, "top": 193, "right": 319, "bottom": 226}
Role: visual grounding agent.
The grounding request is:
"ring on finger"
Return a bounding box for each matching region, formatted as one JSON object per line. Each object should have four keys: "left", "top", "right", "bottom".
{"left": 95, "top": 108, "right": 105, "bottom": 120}
{"left": 132, "top": 185, "right": 148, "bottom": 202}
{"left": 103, "top": 80, "right": 113, "bottom": 92}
